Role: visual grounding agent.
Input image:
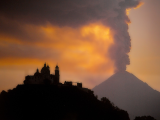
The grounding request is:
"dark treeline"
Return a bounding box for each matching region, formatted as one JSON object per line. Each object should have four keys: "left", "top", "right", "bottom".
{"left": 134, "top": 116, "right": 156, "bottom": 120}
{"left": 0, "top": 84, "right": 130, "bottom": 120}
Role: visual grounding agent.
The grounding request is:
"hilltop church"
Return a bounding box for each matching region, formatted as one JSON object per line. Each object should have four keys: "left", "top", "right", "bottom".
{"left": 23, "top": 63, "right": 95, "bottom": 95}
{"left": 23, "top": 63, "right": 59, "bottom": 84}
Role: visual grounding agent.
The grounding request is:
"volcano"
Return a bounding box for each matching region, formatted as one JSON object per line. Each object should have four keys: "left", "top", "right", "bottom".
{"left": 93, "top": 71, "right": 160, "bottom": 120}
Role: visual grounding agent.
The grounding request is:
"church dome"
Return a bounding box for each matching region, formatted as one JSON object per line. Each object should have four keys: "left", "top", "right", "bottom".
{"left": 41, "top": 63, "right": 50, "bottom": 75}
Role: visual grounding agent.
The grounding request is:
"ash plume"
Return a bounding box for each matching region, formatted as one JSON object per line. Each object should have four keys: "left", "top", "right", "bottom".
{"left": 0, "top": 0, "right": 143, "bottom": 72}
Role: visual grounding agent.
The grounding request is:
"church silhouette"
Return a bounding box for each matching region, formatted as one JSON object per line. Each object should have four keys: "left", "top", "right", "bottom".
{"left": 23, "top": 63, "right": 59, "bottom": 85}
{"left": 23, "top": 63, "right": 95, "bottom": 95}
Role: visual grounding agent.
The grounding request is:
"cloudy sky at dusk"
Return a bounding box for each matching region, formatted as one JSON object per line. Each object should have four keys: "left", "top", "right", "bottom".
{"left": 0, "top": 0, "right": 160, "bottom": 92}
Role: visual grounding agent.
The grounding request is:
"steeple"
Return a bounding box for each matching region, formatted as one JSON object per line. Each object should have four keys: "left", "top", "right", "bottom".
{"left": 44, "top": 63, "right": 46, "bottom": 67}
{"left": 55, "top": 65, "right": 59, "bottom": 70}
{"left": 34, "top": 68, "right": 40, "bottom": 76}
{"left": 55, "top": 65, "right": 59, "bottom": 84}
{"left": 37, "top": 68, "right": 39, "bottom": 72}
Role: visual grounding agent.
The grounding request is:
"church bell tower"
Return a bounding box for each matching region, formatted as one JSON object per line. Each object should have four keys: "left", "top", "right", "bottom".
{"left": 55, "top": 65, "right": 59, "bottom": 84}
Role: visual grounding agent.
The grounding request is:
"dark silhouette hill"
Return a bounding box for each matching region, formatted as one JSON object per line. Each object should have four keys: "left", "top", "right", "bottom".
{"left": 0, "top": 84, "right": 130, "bottom": 120}
{"left": 134, "top": 116, "right": 156, "bottom": 120}
{"left": 93, "top": 71, "right": 160, "bottom": 120}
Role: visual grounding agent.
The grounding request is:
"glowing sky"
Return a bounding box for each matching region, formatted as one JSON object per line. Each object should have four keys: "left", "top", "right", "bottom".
{"left": 0, "top": 0, "right": 160, "bottom": 92}
{"left": 127, "top": 0, "right": 160, "bottom": 92}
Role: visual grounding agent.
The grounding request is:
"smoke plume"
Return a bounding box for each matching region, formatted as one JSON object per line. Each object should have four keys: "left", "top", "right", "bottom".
{"left": 0, "top": 0, "right": 143, "bottom": 72}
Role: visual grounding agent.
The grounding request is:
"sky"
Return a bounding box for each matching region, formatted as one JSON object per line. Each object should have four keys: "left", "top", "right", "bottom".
{"left": 0, "top": 0, "right": 160, "bottom": 92}
{"left": 127, "top": 0, "right": 160, "bottom": 92}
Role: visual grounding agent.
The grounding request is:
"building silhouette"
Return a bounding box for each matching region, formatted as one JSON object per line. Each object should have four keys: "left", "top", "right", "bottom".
{"left": 23, "top": 63, "right": 93, "bottom": 94}
{"left": 23, "top": 63, "right": 59, "bottom": 85}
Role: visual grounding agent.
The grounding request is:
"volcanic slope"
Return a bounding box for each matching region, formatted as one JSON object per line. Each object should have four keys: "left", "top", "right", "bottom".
{"left": 93, "top": 71, "right": 160, "bottom": 120}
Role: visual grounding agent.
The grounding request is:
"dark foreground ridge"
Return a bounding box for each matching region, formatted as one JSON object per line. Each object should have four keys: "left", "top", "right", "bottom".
{"left": 0, "top": 84, "right": 130, "bottom": 120}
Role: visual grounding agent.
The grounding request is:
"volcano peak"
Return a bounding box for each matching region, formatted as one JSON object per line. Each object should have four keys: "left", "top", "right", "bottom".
{"left": 93, "top": 72, "right": 160, "bottom": 120}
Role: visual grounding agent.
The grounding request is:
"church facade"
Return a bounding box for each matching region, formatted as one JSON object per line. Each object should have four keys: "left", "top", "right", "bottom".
{"left": 23, "top": 63, "right": 59, "bottom": 85}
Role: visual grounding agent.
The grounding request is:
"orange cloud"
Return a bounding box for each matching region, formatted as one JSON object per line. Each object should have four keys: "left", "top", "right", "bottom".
{"left": 2, "top": 22, "right": 115, "bottom": 72}
{"left": 126, "top": 2, "right": 144, "bottom": 16}
{"left": 125, "top": 2, "right": 144, "bottom": 25}
{"left": 0, "top": 22, "right": 115, "bottom": 89}
{"left": 134, "top": 2, "right": 144, "bottom": 9}
{"left": 38, "top": 23, "right": 115, "bottom": 73}
{"left": 126, "top": 8, "right": 132, "bottom": 16}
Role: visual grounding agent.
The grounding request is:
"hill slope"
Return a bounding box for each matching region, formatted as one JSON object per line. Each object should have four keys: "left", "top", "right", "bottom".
{"left": 93, "top": 71, "right": 160, "bottom": 120}
{"left": 0, "top": 84, "right": 130, "bottom": 120}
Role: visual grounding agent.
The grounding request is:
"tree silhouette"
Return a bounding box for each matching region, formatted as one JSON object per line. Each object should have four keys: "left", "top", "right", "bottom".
{"left": 134, "top": 116, "right": 156, "bottom": 120}
{"left": 0, "top": 85, "right": 130, "bottom": 120}
{"left": 101, "top": 97, "right": 114, "bottom": 108}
